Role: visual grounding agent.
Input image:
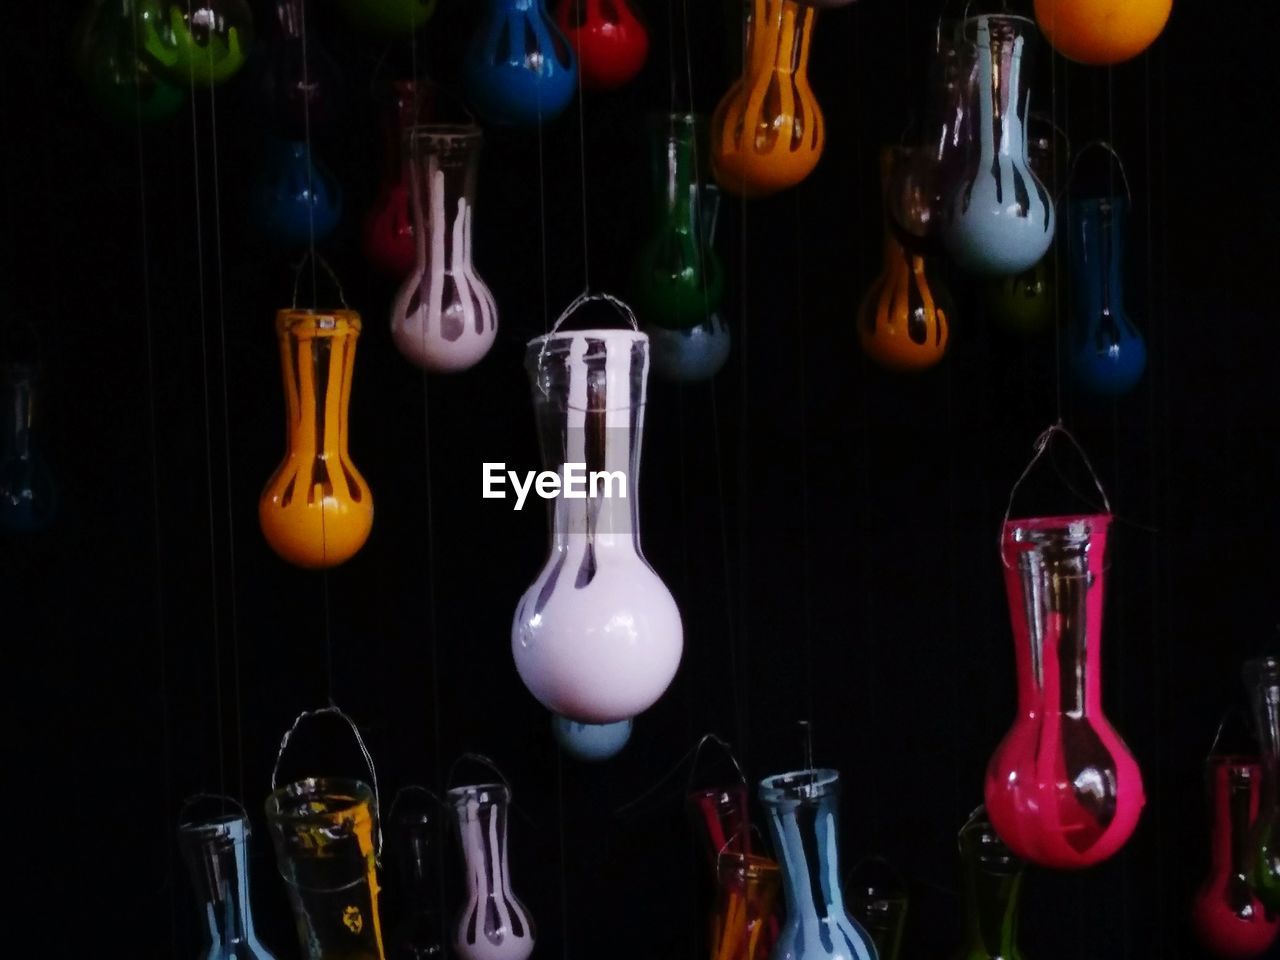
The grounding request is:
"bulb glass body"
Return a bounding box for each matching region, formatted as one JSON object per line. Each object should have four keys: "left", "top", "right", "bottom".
{"left": 552, "top": 715, "right": 633, "bottom": 761}
{"left": 136, "top": 0, "right": 253, "bottom": 86}
{"left": 943, "top": 16, "right": 1054, "bottom": 276}
{"left": 463, "top": 0, "right": 578, "bottom": 127}
{"left": 391, "top": 126, "right": 497, "bottom": 372}
{"left": 955, "top": 809, "right": 1026, "bottom": 960}
{"left": 365, "top": 81, "right": 437, "bottom": 280}
{"left": 250, "top": 138, "right": 343, "bottom": 246}
{"left": 555, "top": 0, "right": 649, "bottom": 91}
{"left": 845, "top": 858, "right": 908, "bottom": 960}
{"left": 861, "top": 147, "right": 951, "bottom": 371}
{"left": 447, "top": 784, "right": 535, "bottom": 960}
{"left": 1067, "top": 196, "right": 1146, "bottom": 396}
{"left": 985, "top": 514, "right": 1145, "bottom": 868}
{"left": 260, "top": 309, "right": 373, "bottom": 569}
{"left": 1244, "top": 656, "right": 1280, "bottom": 911}
{"left": 1191, "top": 757, "right": 1280, "bottom": 958}
{"left": 75, "top": 0, "right": 185, "bottom": 123}
{"left": 389, "top": 797, "right": 444, "bottom": 960}
{"left": 265, "top": 778, "right": 387, "bottom": 960}
{"left": 758, "top": 770, "right": 876, "bottom": 960}
{"left": 178, "top": 814, "right": 280, "bottom": 960}
{"left": 712, "top": 0, "right": 823, "bottom": 197}
{"left": 1, "top": 363, "right": 55, "bottom": 532}
{"left": 1034, "top": 0, "right": 1171, "bottom": 66}
{"left": 513, "top": 326, "right": 683, "bottom": 722}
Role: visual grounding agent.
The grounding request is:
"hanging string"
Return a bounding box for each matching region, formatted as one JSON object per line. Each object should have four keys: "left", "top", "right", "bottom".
{"left": 182, "top": 0, "right": 228, "bottom": 808}
{"left": 734, "top": 1, "right": 753, "bottom": 772}
{"left": 536, "top": 88, "right": 552, "bottom": 332}
{"left": 1050, "top": 11, "right": 1064, "bottom": 423}
{"left": 574, "top": 0, "right": 591, "bottom": 291}
{"left": 130, "top": 5, "right": 175, "bottom": 946}
{"left": 793, "top": 189, "right": 815, "bottom": 741}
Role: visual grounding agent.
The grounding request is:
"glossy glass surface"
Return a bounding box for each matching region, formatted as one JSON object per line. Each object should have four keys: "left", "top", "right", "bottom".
{"left": 255, "top": 0, "right": 344, "bottom": 138}
{"left": 845, "top": 857, "right": 908, "bottom": 960}
{"left": 942, "top": 16, "right": 1054, "bottom": 276}
{"left": 1034, "top": 0, "right": 1171, "bottom": 66}
{"left": 390, "top": 126, "right": 497, "bottom": 373}
{"left": 74, "top": 0, "right": 185, "bottom": 123}
{"left": 463, "top": 0, "right": 578, "bottom": 127}
{"left": 1067, "top": 196, "right": 1147, "bottom": 397}
{"left": 712, "top": 0, "right": 823, "bottom": 197}
{"left": 985, "top": 514, "right": 1145, "bottom": 868}
{"left": 448, "top": 784, "right": 535, "bottom": 960}
{"left": 551, "top": 715, "right": 633, "bottom": 761}
{"left": 0, "top": 363, "right": 55, "bottom": 532}
{"left": 513, "top": 324, "right": 682, "bottom": 723}
{"left": 178, "top": 814, "right": 280, "bottom": 960}
{"left": 250, "top": 138, "right": 343, "bottom": 246}
{"left": 364, "top": 81, "right": 437, "bottom": 280}
{"left": 259, "top": 309, "right": 373, "bottom": 569}
{"left": 389, "top": 793, "right": 444, "bottom": 960}
{"left": 1191, "top": 757, "right": 1280, "bottom": 958}
{"left": 1244, "top": 656, "right": 1280, "bottom": 911}
{"left": 860, "top": 147, "right": 951, "bottom": 372}
{"left": 265, "top": 778, "right": 387, "bottom": 960}
{"left": 555, "top": 0, "right": 649, "bottom": 91}
{"left": 136, "top": 0, "right": 253, "bottom": 86}
{"left": 955, "top": 808, "right": 1025, "bottom": 960}
{"left": 758, "top": 769, "right": 876, "bottom": 960}
{"left": 712, "top": 854, "right": 781, "bottom": 960}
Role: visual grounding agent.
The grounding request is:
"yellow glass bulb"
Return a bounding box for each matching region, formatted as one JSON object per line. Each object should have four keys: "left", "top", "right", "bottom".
{"left": 260, "top": 309, "right": 373, "bottom": 569}
{"left": 711, "top": 0, "right": 824, "bottom": 197}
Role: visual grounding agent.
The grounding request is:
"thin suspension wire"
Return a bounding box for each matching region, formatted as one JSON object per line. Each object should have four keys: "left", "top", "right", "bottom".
{"left": 574, "top": 0, "right": 591, "bottom": 291}
{"left": 205, "top": 19, "right": 245, "bottom": 807}
{"left": 536, "top": 105, "right": 551, "bottom": 333}
{"left": 130, "top": 8, "right": 176, "bottom": 946}
{"left": 183, "top": 0, "right": 228, "bottom": 806}
{"left": 1050, "top": 19, "right": 1063, "bottom": 423}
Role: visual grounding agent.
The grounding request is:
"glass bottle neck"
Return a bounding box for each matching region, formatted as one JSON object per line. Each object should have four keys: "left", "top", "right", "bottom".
{"left": 961, "top": 862, "right": 1022, "bottom": 957}
{"left": 1069, "top": 199, "right": 1129, "bottom": 320}
{"left": 181, "top": 827, "right": 261, "bottom": 948}
{"left": 969, "top": 20, "right": 1032, "bottom": 166}
{"left": 275, "top": 0, "right": 304, "bottom": 40}
{"left": 764, "top": 795, "right": 846, "bottom": 918}
{"left": 746, "top": 0, "right": 813, "bottom": 80}
{"left": 4, "top": 377, "right": 33, "bottom": 459}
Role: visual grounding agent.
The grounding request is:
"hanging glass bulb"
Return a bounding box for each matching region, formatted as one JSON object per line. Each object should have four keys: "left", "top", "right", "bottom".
{"left": 333, "top": 0, "right": 437, "bottom": 39}
{"left": 954, "top": 806, "right": 1027, "bottom": 960}
{"left": 860, "top": 146, "right": 952, "bottom": 372}
{"left": 463, "top": 0, "right": 578, "bottom": 128}
{"left": 1191, "top": 756, "right": 1280, "bottom": 959}
{"left": 388, "top": 791, "right": 444, "bottom": 960}
{"left": 178, "top": 812, "right": 281, "bottom": 960}
{"left": 758, "top": 769, "right": 876, "bottom": 960}
{"left": 136, "top": 0, "right": 254, "bottom": 87}
{"left": 1, "top": 362, "right": 55, "bottom": 533}
{"left": 553, "top": 0, "right": 649, "bottom": 92}
{"left": 260, "top": 307, "right": 373, "bottom": 569}
{"left": 1034, "top": 0, "right": 1171, "bottom": 66}
{"left": 390, "top": 125, "right": 498, "bottom": 373}
{"left": 513, "top": 298, "right": 683, "bottom": 723}
{"left": 266, "top": 777, "right": 388, "bottom": 960}
{"left": 250, "top": 137, "right": 343, "bottom": 247}
{"left": 984, "top": 113, "right": 1068, "bottom": 336}
{"left": 1067, "top": 194, "right": 1147, "bottom": 397}
{"left": 74, "top": 0, "right": 185, "bottom": 124}
{"left": 942, "top": 16, "right": 1054, "bottom": 276}
{"left": 633, "top": 113, "right": 730, "bottom": 383}
{"left": 551, "top": 714, "right": 633, "bottom": 761}
{"left": 986, "top": 514, "right": 1145, "bottom": 868}
{"left": 711, "top": 0, "right": 824, "bottom": 197}
{"left": 255, "top": 0, "right": 345, "bottom": 139}
{"left": 845, "top": 858, "right": 908, "bottom": 960}
{"left": 1243, "top": 656, "right": 1280, "bottom": 912}
{"left": 364, "top": 80, "right": 436, "bottom": 281}
{"left": 447, "top": 783, "right": 535, "bottom": 960}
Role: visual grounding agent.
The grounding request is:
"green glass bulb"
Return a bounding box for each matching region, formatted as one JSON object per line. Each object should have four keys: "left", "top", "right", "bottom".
{"left": 984, "top": 257, "right": 1053, "bottom": 337}
{"left": 333, "top": 0, "right": 438, "bottom": 39}
{"left": 955, "top": 808, "right": 1027, "bottom": 960}
{"left": 136, "top": 0, "right": 253, "bottom": 87}
{"left": 633, "top": 113, "right": 725, "bottom": 331}
{"left": 74, "top": 0, "right": 185, "bottom": 123}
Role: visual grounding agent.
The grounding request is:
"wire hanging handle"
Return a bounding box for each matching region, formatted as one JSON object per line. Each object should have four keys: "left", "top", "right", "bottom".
{"left": 1000, "top": 421, "right": 1113, "bottom": 568}
{"left": 446, "top": 752, "right": 514, "bottom": 794}
{"left": 684, "top": 732, "right": 749, "bottom": 797}
{"left": 177, "top": 792, "right": 249, "bottom": 826}
{"left": 615, "top": 733, "right": 744, "bottom": 818}
{"left": 387, "top": 784, "right": 444, "bottom": 822}
{"left": 270, "top": 705, "right": 382, "bottom": 853}
{"left": 290, "top": 253, "right": 350, "bottom": 310}
{"left": 1062, "top": 140, "right": 1133, "bottom": 206}
{"left": 549, "top": 291, "right": 640, "bottom": 336}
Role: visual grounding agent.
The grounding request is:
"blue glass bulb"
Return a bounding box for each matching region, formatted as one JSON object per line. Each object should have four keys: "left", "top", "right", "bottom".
{"left": 249, "top": 137, "right": 342, "bottom": 247}
{"left": 463, "top": 0, "right": 578, "bottom": 127}
{"left": 552, "top": 714, "right": 632, "bottom": 762}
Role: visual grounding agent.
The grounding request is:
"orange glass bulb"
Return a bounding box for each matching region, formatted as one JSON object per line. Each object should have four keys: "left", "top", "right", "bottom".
{"left": 260, "top": 308, "right": 373, "bottom": 569}
{"left": 711, "top": 0, "right": 823, "bottom": 197}
{"left": 859, "top": 148, "right": 951, "bottom": 372}
{"left": 1034, "top": 0, "right": 1172, "bottom": 66}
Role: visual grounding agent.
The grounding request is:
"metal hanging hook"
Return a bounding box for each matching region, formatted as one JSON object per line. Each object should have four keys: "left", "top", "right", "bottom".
{"left": 290, "top": 252, "right": 350, "bottom": 310}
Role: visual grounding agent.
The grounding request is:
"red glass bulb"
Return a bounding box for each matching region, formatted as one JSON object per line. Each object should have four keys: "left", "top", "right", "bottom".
{"left": 555, "top": 0, "right": 649, "bottom": 92}
{"left": 363, "top": 80, "right": 435, "bottom": 280}
{"left": 1192, "top": 757, "right": 1280, "bottom": 958}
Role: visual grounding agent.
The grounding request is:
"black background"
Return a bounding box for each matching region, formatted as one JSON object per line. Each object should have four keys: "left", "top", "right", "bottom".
{"left": 3, "top": 1, "right": 1278, "bottom": 957}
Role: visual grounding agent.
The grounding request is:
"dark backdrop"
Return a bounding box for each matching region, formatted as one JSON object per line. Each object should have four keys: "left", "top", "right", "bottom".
{"left": 3, "top": 1, "right": 1277, "bottom": 957}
